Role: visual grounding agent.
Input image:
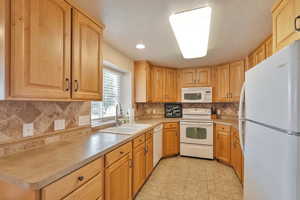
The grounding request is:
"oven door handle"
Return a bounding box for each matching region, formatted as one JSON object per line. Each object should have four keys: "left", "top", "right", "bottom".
{"left": 180, "top": 122, "right": 213, "bottom": 126}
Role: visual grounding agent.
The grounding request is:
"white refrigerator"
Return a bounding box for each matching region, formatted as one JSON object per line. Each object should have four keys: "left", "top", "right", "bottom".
{"left": 239, "top": 40, "right": 300, "bottom": 200}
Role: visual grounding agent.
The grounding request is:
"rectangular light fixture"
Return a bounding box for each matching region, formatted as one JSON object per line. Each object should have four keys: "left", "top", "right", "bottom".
{"left": 169, "top": 7, "right": 212, "bottom": 59}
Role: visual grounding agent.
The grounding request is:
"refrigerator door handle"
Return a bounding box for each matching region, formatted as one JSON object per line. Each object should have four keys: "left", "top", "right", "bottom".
{"left": 238, "top": 82, "right": 246, "bottom": 153}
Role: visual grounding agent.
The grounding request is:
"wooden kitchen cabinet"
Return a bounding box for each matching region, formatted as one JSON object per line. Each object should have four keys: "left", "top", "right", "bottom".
{"left": 163, "top": 123, "right": 179, "bottom": 157}
{"left": 164, "top": 68, "right": 178, "bottom": 102}
{"left": 215, "top": 124, "right": 231, "bottom": 164}
{"left": 72, "top": 9, "right": 103, "bottom": 100}
{"left": 133, "top": 142, "right": 146, "bottom": 196}
{"left": 214, "top": 64, "right": 230, "bottom": 102}
{"left": 151, "top": 66, "right": 165, "bottom": 103}
{"left": 255, "top": 44, "right": 266, "bottom": 64}
{"left": 10, "top": 0, "right": 72, "bottom": 100}
{"left": 265, "top": 36, "right": 273, "bottom": 58}
{"left": 105, "top": 143, "right": 133, "bottom": 200}
{"left": 145, "top": 134, "right": 154, "bottom": 178}
{"left": 181, "top": 67, "right": 211, "bottom": 88}
{"left": 231, "top": 128, "right": 244, "bottom": 182}
{"left": 134, "top": 61, "right": 152, "bottom": 103}
{"left": 229, "top": 61, "right": 245, "bottom": 102}
{"left": 272, "top": 0, "right": 300, "bottom": 52}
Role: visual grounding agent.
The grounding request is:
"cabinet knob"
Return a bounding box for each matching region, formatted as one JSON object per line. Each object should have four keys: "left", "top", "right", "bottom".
{"left": 295, "top": 16, "right": 300, "bottom": 31}
{"left": 78, "top": 176, "right": 84, "bottom": 181}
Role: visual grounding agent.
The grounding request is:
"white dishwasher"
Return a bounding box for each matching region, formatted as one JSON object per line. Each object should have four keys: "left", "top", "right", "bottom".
{"left": 153, "top": 124, "right": 163, "bottom": 167}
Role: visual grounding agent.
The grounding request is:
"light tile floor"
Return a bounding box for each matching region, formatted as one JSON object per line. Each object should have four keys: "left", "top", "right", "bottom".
{"left": 135, "top": 156, "right": 243, "bottom": 200}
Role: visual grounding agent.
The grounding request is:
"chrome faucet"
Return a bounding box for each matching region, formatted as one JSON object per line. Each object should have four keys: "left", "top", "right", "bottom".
{"left": 115, "top": 103, "right": 122, "bottom": 126}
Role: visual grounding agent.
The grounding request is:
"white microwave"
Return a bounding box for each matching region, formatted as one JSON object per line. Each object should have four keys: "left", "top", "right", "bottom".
{"left": 181, "top": 87, "right": 212, "bottom": 103}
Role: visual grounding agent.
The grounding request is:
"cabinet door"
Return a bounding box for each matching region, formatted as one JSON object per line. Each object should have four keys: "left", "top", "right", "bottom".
{"left": 246, "top": 53, "right": 256, "bottom": 71}
{"left": 163, "top": 129, "right": 179, "bottom": 157}
{"left": 145, "top": 137, "right": 154, "bottom": 178}
{"left": 164, "top": 69, "right": 177, "bottom": 102}
{"left": 10, "top": 0, "right": 71, "bottom": 99}
{"left": 230, "top": 129, "right": 243, "bottom": 182}
{"left": 133, "top": 144, "right": 146, "bottom": 196}
{"left": 255, "top": 45, "right": 266, "bottom": 65}
{"left": 196, "top": 67, "right": 211, "bottom": 86}
{"left": 72, "top": 10, "right": 103, "bottom": 100}
{"left": 105, "top": 154, "right": 132, "bottom": 200}
{"left": 134, "top": 61, "right": 151, "bottom": 103}
{"left": 265, "top": 36, "right": 273, "bottom": 58}
{"left": 151, "top": 67, "right": 165, "bottom": 102}
{"left": 181, "top": 69, "right": 197, "bottom": 87}
{"left": 229, "top": 61, "right": 245, "bottom": 102}
{"left": 216, "top": 129, "right": 231, "bottom": 164}
{"left": 214, "top": 64, "right": 230, "bottom": 102}
{"left": 272, "top": 0, "right": 300, "bottom": 52}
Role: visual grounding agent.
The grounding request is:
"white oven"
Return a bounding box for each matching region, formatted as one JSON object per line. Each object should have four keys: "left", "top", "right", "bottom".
{"left": 180, "top": 108, "right": 213, "bottom": 159}
{"left": 181, "top": 87, "right": 212, "bottom": 103}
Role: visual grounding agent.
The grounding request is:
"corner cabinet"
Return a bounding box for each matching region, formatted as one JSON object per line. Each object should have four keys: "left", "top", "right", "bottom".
{"left": 164, "top": 68, "right": 177, "bottom": 102}
{"left": 134, "top": 61, "right": 152, "bottom": 103}
{"left": 151, "top": 66, "right": 165, "bottom": 103}
{"left": 272, "top": 0, "right": 300, "bottom": 52}
{"left": 7, "top": 0, "right": 103, "bottom": 101}
{"left": 72, "top": 9, "right": 103, "bottom": 100}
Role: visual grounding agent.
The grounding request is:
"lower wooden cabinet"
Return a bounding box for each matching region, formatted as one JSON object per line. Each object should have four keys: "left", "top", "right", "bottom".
{"left": 133, "top": 142, "right": 146, "bottom": 196}
{"left": 163, "top": 123, "right": 179, "bottom": 157}
{"left": 105, "top": 143, "right": 133, "bottom": 200}
{"left": 145, "top": 134, "right": 154, "bottom": 178}
{"left": 231, "top": 128, "right": 244, "bottom": 182}
{"left": 215, "top": 124, "right": 231, "bottom": 164}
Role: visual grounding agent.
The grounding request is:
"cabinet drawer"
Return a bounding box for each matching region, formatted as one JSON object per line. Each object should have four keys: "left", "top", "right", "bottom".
{"left": 42, "top": 157, "right": 104, "bottom": 200}
{"left": 63, "top": 173, "right": 104, "bottom": 200}
{"left": 105, "top": 142, "right": 132, "bottom": 167}
{"left": 164, "top": 122, "right": 178, "bottom": 129}
{"left": 133, "top": 134, "right": 146, "bottom": 148}
{"left": 216, "top": 124, "right": 231, "bottom": 132}
{"left": 146, "top": 130, "right": 153, "bottom": 140}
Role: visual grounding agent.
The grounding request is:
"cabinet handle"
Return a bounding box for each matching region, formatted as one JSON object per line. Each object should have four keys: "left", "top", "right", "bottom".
{"left": 129, "top": 159, "right": 133, "bottom": 168}
{"left": 295, "top": 16, "right": 300, "bottom": 31}
{"left": 65, "top": 78, "right": 70, "bottom": 91}
{"left": 74, "top": 80, "right": 79, "bottom": 92}
{"left": 78, "top": 176, "right": 84, "bottom": 181}
{"left": 145, "top": 146, "right": 148, "bottom": 154}
{"left": 120, "top": 151, "right": 124, "bottom": 154}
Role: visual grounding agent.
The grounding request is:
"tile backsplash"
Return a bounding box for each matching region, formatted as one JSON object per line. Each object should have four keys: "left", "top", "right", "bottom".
{"left": 0, "top": 101, "right": 91, "bottom": 144}
{"left": 135, "top": 102, "right": 239, "bottom": 120}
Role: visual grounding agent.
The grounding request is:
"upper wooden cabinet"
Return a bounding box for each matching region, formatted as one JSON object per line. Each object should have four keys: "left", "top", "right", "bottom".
{"left": 10, "top": 0, "right": 72, "bottom": 100}
{"left": 134, "top": 61, "right": 152, "bottom": 103}
{"left": 72, "top": 9, "right": 103, "bottom": 100}
{"left": 229, "top": 61, "right": 245, "bottom": 102}
{"left": 164, "top": 68, "right": 177, "bottom": 102}
{"left": 4, "top": 0, "right": 104, "bottom": 101}
{"left": 272, "top": 0, "right": 300, "bottom": 52}
{"left": 255, "top": 44, "right": 266, "bottom": 65}
{"left": 151, "top": 66, "right": 165, "bottom": 103}
{"left": 214, "top": 64, "right": 230, "bottom": 102}
{"left": 181, "top": 67, "right": 211, "bottom": 88}
{"left": 214, "top": 61, "right": 244, "bottom": 102}
{"left": 265, "top": 36, "right": 273, "bottom": 58}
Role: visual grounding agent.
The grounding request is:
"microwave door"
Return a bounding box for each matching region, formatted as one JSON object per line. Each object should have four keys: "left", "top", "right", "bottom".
{"left": 182, "top": 92, "right": 203, "bottom": 102}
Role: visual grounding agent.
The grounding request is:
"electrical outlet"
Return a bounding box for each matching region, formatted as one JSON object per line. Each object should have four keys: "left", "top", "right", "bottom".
{"left": 79, "top": 115, "right": 90, "bottom": 126}
{"left": 54, "top": 119, "right": 65, "bottom": 131}
{"left": 23, "top": 123, "right": 34, "bottom": 137}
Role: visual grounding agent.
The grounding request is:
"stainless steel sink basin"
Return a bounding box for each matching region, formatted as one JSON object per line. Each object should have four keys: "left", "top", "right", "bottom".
{"left": 101, "top": 124, "right": 151, "bottom": 135}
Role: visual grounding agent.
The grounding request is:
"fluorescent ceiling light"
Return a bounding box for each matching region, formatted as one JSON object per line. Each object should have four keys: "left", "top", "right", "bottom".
{"left": 136, "top": 44, "right": 146, "bottom": 49}
{"left": 169, "top": 7, "right": 212, "bottom": 59}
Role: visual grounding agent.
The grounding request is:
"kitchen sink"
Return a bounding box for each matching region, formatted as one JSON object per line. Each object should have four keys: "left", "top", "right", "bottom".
{"left": 101, "top": 123, "right": 151, "bottom": 135}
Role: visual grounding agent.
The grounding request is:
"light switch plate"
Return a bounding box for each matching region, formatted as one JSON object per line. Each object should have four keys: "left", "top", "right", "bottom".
{"left": 23, "top": 123, "right": 34, "bottom": 137}
{"left": 54, "top": 119, "right": 65, "bottom": 131}
{"left": 79, "top": 115, "right": 91, "bottom": 126}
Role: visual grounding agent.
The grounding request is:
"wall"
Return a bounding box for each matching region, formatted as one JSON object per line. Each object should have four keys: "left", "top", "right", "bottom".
{"left": 135, "top": 103, "right": 239, "bottom": 120}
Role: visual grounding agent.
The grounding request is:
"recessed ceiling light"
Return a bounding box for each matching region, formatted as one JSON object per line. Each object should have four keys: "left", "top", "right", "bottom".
{"left": 136, "top": 44, "right": 146, "bottom": 49}
{"left": 169, "top": 7, "right": 212, "bottom": 59}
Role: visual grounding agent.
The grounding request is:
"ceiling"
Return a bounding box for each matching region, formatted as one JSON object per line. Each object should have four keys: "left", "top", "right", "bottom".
{"left": 74, "top": 0, "right": 276, "bottom": 68}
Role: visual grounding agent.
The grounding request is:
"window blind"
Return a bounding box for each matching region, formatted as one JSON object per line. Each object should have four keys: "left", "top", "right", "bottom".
{"left": 91, "top": 68, "right": 121, "bottom": 121}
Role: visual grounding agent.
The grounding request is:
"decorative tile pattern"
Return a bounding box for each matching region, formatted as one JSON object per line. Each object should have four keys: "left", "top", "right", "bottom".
{"left": 135, "top": 103, "right": 239, "bottom": 120}
{"left": 0, "top": 101, "right": 91, "bottom": 144}
{"left": 136, "top": 157, "right": 243, "bottom": 200}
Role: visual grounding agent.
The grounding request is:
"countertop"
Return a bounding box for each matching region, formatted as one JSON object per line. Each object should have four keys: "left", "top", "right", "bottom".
{"left": 0, "top": 118, "right": 179, "bottom": 190}
{"left": 0, "top": 117, "right": 239, "bottom": 190}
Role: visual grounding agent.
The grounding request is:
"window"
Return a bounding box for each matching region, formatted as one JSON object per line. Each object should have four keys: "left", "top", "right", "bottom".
{"left": 92, "top": 68, "right": 121, "bottom": 121}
